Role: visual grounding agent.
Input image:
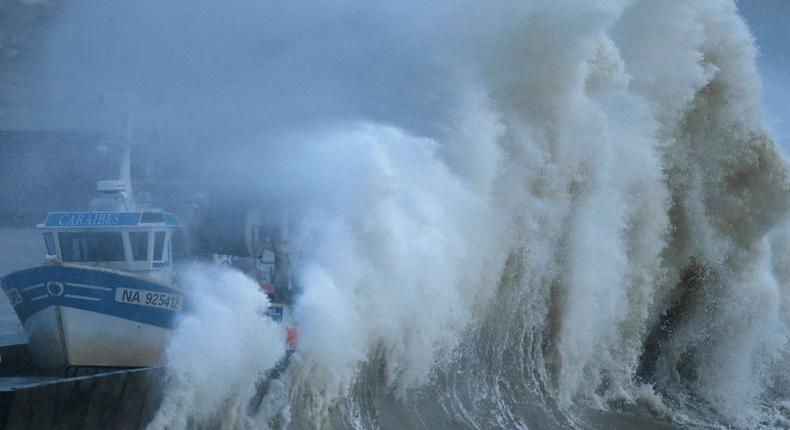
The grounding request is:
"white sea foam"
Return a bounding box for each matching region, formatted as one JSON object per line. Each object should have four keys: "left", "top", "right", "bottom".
{"left": 146, "top": 266, "right": 285, "bottom": 430}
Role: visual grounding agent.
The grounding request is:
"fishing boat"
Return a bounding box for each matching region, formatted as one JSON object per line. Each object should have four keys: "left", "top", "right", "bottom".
{"left": 1, "top": 140, "right": 299, "bottom": 376}
{"left": 0, "top": 146, "right": 188, "bottom": 374}
{"left": 2, "top": 211, "right": 184, "bottom": 374}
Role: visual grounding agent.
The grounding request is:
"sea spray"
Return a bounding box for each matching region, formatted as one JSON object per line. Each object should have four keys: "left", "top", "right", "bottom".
{"left": 146, "top": 266, "right": 285, "bottom": 430}
{"left": 630, "top": 1, "right": 790, "bottom": 425}
{"left": 256, "top": 124, "right": 509, "bottom": 420}
{"left": 29, "top": 0, "right": 790, "bottom": 428}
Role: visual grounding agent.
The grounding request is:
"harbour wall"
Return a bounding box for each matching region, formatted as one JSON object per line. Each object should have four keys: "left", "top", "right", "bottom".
{"left": 0, "top": 367, "right": 165, "bottom": 430}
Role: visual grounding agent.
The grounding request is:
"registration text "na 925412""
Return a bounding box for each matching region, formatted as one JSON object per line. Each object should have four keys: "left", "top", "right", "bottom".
{"left": 115, "top": 288, "right": 182, "bottom": 311}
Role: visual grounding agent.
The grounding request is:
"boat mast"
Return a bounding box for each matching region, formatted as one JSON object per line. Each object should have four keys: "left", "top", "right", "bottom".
{"left": 119, "top": 110, "right": 134, "bottom": 207}
{"left": 89, "top": 111, "right": 135, "bottom": 211}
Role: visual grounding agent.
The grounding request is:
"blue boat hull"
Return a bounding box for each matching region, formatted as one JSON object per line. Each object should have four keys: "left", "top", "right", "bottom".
{"left": 1, "top": 265, "right": 184, "bottom": 371}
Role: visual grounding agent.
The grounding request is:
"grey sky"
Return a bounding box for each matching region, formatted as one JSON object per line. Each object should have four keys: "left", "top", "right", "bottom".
{"left": 738, "top": 0, "right": 790, "bottom": 152}
{"left": 0, "top": 1, "right": 787, "bottom": 152}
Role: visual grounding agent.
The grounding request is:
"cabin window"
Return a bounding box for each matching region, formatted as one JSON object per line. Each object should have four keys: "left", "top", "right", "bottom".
{"left": 153, "top": 231, "right": 166, "bottom": 261}
{"left": 43, "top": 233, "right": 56, "bottom": 256}
{"left": 129, "top": 232, "right": 149, "bottom": 261}
{"left": 59, "top": 232, "right": 125, "bottom": 262}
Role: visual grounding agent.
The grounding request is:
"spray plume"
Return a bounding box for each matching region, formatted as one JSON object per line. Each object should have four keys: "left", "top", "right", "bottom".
{"left": 26, "top": 0, "right": 790, "bottom": 428}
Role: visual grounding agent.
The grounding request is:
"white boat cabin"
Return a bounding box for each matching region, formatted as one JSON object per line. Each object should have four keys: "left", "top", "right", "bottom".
{"left": 38, "top": 211, "right": 182, "bottom": 275}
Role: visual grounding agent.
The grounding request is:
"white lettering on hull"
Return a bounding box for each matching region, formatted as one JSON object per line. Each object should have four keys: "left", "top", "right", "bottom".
{"left": 115, "top": 288, "right": 182, "bottom": 311}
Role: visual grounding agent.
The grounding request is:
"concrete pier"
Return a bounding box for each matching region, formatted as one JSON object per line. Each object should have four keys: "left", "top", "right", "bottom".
{"left": 0, "top": 367, "right": 165, "bottom": 430}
